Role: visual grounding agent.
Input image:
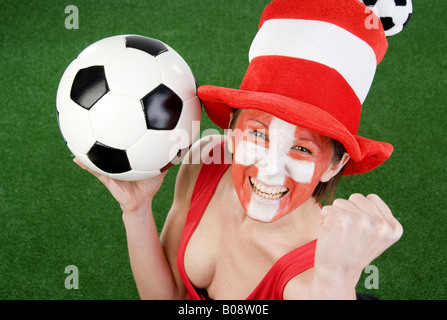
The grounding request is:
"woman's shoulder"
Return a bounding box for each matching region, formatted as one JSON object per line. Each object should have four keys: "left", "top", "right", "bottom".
{"left": 162, "top": 134, "right": 226, "bottom": 238}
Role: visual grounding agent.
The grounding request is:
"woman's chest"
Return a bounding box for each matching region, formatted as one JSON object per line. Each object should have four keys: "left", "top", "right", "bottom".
{"left": 184, "top": 224, "right": 277, "bottom": 299}
{"left": 183, "top": 192, "right": 292, "bottom": 299}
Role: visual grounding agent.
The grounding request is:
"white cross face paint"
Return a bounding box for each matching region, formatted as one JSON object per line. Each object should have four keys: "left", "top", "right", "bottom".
{"left": 231, "top": 110, "right": 334, "bottom": 222}
{"left": 234, "top": 135, "right": 316, "bottom": 183}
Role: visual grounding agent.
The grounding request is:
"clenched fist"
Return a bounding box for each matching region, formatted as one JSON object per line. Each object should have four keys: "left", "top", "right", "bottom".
{"left": 315, "top": 194, "right": 403, "bottom": 283}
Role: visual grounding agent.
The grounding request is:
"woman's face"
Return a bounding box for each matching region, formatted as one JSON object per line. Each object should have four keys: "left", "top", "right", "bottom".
{"left": 230, "top": 109, "right": 336, "bottom": 222}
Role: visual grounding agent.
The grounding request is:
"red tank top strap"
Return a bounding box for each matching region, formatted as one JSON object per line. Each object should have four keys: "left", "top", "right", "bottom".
{"left": 177, "top": 141, "right": 230, "bottom": 300}
{"left": 247, "top": 239, "right": 317, "bottom": 300}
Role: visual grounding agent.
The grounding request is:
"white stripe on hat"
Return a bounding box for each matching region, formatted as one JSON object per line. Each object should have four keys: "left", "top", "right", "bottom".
{"left": 249, "top": 19, "right": 377, "bottom": 104}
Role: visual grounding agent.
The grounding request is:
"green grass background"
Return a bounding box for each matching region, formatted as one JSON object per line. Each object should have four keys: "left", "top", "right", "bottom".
{"left": 0, "top": 0, "right": 445, "bottom": 299}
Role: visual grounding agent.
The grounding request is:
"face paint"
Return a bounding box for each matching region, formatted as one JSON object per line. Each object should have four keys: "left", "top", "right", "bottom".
{"left": 231, "top": 109, "right": 334, "bottom": 222}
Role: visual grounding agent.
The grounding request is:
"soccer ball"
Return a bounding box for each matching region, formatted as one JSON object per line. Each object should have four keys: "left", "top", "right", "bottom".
{"left": 359, "top": 0, "right": 412, "bottom": 36}
{"left": 56, "top": 35, "right": 201, "bottom": 181}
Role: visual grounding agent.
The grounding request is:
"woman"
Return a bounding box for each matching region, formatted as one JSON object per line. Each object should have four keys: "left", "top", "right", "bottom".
{"left": 75, "top": 0, "right": 406, "bottom": 299}
{"left": 74, "top": 109, "right": 401, "bottom": 300}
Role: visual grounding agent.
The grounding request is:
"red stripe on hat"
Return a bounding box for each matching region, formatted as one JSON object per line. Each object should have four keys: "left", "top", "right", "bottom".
{"left": 240, "top": 56, "right": 362, "bottom": 135}
{"left": 259, "top": 0, "right": 388, "bottom": 63}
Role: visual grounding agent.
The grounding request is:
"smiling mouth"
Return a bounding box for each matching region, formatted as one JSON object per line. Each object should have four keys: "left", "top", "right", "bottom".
{"left": 249, "top": 176, "right": 289, "bottom": 200}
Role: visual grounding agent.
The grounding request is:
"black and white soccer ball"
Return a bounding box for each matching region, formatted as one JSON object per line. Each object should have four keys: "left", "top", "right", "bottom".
{"left": 56, "top": 35, "right": 201, "bottom": 181}
{"left": 359, "top": 0, "right": 412, "bottom": 36}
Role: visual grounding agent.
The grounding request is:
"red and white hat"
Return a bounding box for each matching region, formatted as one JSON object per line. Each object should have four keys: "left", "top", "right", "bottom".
{"left": 198, "top": 0, "right": 402, "bottom": 175}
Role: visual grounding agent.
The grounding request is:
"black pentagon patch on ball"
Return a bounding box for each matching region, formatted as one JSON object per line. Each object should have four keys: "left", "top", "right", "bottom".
{"left": 141, "top": 84, "right": 183, "bottom": 130}
{"left": 125, "top": 35, "right": 168, "bottom": 57}
{"left": 362, "top": 0, "right": 378, "bottom": 6}
{"left": 71, "top": 66, "right": 109, "bottom": 110}
{"left": 380, "top": 17, "right": 395, "bottom": 31}
{"left": 394, "top": 0, "right": 407, "bottom": 6}
{"left": 87, "top": 142, "right": 131, "bottom": 174}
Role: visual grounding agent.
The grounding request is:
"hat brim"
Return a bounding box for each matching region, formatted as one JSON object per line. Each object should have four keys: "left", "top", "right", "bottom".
{"left": 198, "top": 85, "right": 393, "bottom": 176}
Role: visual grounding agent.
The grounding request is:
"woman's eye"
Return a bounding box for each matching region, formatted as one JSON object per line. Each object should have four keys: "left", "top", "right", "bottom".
{"left": 250, "top": 130, "right": 267, "bottom": 140}
{"left": 293, "top": 145, "right": 312, "bottom": 154}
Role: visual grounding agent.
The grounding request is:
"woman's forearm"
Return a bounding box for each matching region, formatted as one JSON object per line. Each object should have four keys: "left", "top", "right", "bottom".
{"left": 122, "top": 203, "right": 182, "bottom": 300}
{"left": 306, "top": 267, "right": 358, "bottom": 300}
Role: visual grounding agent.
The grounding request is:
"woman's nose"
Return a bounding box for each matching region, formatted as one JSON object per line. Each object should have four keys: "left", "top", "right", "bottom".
{"left": 256, "top": 147, "right": 287, "bottom": 177}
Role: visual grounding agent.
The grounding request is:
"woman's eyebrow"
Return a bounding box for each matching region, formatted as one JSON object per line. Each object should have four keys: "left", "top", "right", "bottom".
{"left": 247, "top": 118, "right": 269, "bottom": 129}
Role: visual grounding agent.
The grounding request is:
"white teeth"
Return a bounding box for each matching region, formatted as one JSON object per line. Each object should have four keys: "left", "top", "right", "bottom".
{"left": 249, "top": 177, "right": 288, "bottom": 200}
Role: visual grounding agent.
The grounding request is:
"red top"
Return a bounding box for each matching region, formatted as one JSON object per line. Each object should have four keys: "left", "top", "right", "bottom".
{"left": 176, "top": 143, "right": 317, "bottom": 300}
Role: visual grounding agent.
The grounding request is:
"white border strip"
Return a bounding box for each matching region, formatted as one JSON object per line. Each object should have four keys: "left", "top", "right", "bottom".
{"left": 249, "top": 19, "right": 377, "bottom": 103}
